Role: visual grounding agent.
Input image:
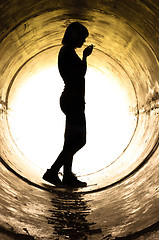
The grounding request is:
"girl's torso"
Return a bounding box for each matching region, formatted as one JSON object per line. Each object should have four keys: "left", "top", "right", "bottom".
{"left": 58, "top": 45, "right": 87, "bottom": 99}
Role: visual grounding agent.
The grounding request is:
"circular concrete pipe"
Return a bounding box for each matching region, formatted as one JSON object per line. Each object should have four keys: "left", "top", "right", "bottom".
{"left": 0, "top": 0, "right": 158, "bottom": 239}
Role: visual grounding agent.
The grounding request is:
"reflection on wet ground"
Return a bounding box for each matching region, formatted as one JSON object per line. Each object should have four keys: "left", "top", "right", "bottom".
{"left": 1, "top": 160, "right": 159, "bottom": 240}
{"left": 0, "top": 0, "right": 159, "bottom": 239}
{"left": 0, "top": 162, "right": 103, "bottom": 239}
{"left": 47, "top": 190, "right": 102, "bottom": 239}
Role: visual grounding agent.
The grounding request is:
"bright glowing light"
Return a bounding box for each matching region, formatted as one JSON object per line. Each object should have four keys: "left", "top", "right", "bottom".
{"left": 73, "top": 67, "right": 137, "bottom": 175}
{"left": 8, "top": 66, "right": 65, "bottom": 170}
{"left": 7, "top": 62, "right": 137, "bottom": 176}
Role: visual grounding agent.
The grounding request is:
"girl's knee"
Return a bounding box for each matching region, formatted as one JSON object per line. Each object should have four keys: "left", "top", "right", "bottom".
{"left": 77, "top": 135, "right": 86, "bottom": 150}
{"left": 82, "top": 136, "right": 86, "bottom": 147}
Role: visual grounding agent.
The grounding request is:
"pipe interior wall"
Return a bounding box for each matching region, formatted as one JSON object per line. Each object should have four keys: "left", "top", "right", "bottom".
{"left": 0, "top": 0, "right": 158, "bottom": 239}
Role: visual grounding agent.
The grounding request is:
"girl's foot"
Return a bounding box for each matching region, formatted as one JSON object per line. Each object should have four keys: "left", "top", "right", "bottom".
{"left": 62, "top": 173, "right": 87, "bottom": 187}
{"left": 43, "top": 169, "right": 61, "bottom": 186}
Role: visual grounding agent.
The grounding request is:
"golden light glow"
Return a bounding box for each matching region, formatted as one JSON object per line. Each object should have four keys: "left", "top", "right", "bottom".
{"left": 7, "top": 64, "right": 137, "bottom": 176}
{"left": 74, "top": 67, "right": 137, "bottom": 175}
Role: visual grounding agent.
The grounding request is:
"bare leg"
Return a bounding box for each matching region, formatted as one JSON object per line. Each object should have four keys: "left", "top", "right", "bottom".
{"left": 50, "top": 148, "right": 73, "bottom": 175}
{"left": 50, "top": 121, "right": 86, "bottom": 175}
{"left": 43, "top": 114, "right": 86, "bottom": 187}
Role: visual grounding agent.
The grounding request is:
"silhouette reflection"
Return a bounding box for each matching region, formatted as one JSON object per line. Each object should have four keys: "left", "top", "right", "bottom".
{"left": 47, "top": 190, "right": 102, "bottom": 239}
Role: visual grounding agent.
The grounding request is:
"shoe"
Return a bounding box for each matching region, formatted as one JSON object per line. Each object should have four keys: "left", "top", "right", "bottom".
{"left": 43, "top": 169, "right": 61, "bottom": 186}
{"left": 62, "top": 173, "right": 87, "bottom": 188}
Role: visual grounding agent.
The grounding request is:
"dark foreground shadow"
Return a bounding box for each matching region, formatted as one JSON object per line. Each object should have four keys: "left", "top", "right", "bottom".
{"left": 47, "top": 190, "right": 102, "bottom": 239}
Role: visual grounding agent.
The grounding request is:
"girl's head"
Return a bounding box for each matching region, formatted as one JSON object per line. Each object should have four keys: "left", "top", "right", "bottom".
{"left": 62, "top": 22, "right": 89, "bottom": 48}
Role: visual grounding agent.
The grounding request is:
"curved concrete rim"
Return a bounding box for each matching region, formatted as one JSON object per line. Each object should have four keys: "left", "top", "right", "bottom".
{"left": 0, "top": 1, "right": 159, "bottom": 239}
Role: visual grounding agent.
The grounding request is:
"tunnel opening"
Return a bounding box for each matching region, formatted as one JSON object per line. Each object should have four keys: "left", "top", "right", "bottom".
{"left": 6, "top": 44, "right": 137, "bottom": 181}
{"left": 0, "top": 1, "right": 159, "bottom": 239}
{"left": 0, "top": 8, "right": 158, "bottom": 193}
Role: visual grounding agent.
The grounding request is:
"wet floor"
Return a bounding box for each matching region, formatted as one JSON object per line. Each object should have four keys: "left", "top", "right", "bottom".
{"left": 0, "top": 0, "right": 159, "bottom": 239}
{"left": 0, "top": 136, "right": 159, "bottom": 240}
{"left": 0, "top": 162, "right": 102, "bottom": 240}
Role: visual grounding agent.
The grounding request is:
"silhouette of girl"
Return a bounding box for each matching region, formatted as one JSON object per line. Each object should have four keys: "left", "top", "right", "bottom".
{"left": 43, "top": 22, "right": 93, "bottom": 187}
